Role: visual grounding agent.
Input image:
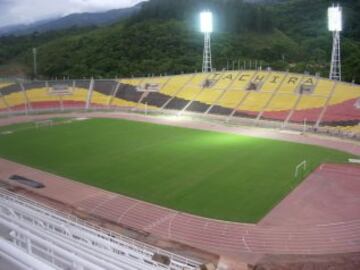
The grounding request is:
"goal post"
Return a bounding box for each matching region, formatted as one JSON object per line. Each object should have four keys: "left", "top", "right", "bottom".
{"left": 35, "top": 119, "right": 53, "bottom": 128}
{"left": 294, "top": 160, "right": 307, "bottom": 179}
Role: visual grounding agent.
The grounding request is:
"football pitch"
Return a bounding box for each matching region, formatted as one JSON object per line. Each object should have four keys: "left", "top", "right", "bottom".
{"left": 0, "top": 118, "right": 354, "bottom": 222}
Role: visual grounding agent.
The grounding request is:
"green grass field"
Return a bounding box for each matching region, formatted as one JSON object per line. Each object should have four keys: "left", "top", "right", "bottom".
{"left": 0, "top": 118, "right": 354, "bottom": 222}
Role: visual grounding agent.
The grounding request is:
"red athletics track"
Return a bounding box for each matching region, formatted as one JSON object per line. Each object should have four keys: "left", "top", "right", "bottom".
{"left": 0, "top": 158, "right": 359, "bottom": 257}
{"left": 0, "top": 112, "right": 359, "bottom": 258}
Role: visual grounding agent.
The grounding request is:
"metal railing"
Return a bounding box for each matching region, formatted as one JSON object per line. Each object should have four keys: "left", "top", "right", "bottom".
{"left": 0, "top": 188, "right": 201, "bottom": 270}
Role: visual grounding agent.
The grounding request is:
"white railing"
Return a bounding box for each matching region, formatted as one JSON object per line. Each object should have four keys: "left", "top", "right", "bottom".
{"left": 0, "top": 188, "right": 201, "bottom": 270}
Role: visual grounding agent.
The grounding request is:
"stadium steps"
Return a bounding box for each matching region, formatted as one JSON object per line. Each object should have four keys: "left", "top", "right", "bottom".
{"left": 0, "top": 83, "right": 22, "bottom": 95}
{"left": 283, "top": 92, "right": 304, "bottom": 126}
{"left": 133, "top": 91, "right": 149, "bottom": 111}
{"left": 1, "top": 84, "right": 27, "bottom": 112}
{"left": 311, "top": 80, "right": 337, "bottom": 127}
{"left": 184, "top": 100, "right": 210, "bottom": 113}
{"left": 25, "top": 82, "right": 63, "bottom": 110}
{"left": 140, "top": 91, "right": 173, "bottom": 108}
{"left": 226, "top": 72, "right": 259, "bottom": 121}
{"left": 107, "top": 81, "right": 121, "bottom": 108}
{"left": 287, "top": 77, "right": 324, "bottom": 124}
{"left": 321, "top": 98, "right": 360, "bottom": 124}
{"left": 232, "top": 72, "right": 276, "bottom": 120}
{"left": 25, "top": 82, "right": 56, "bottom": 111}
{"left": 259, "top": 74, "right": 305, "bottom": 122}
{"left": 45, "top": 81, "right": 63, "bottom": 110}
{"left": 207, "top": 105, "right": 234, "bottom": 116}
{"left": 205, "top": 73, "right": 240, "bottom": 115}
{"left": 226, "top": 91, "right": 252, "bottom": 121}
{"left": 85, "top": 78, "right": 95, "bottom": 110}
{"left": 255, "top": 73, "right": 288, "bottom": 123}
{"left": 0, "top": 91, "right": 12, "bottom": 113}
{"left": 173, "top": 73, "right": 211, "bottom": 110}
{"left": 161, "top": 74, "right": 196, "bottom": 111}
{"left": 180, "top": 78, "right": 213, "bottom": 114}
{"left": 20, "top": 82, "right": 33, "bottom": 113}
{"left": 63, "top": 80, "right": 90, "bottom": 109}
{"left": 317, "top": 81, "right": 360, "bottom": 125}
{"left": 115, "top": 83, "right": 143, "bottom": 103}
{"left": 282, "top": 75, "right": 309, "bottom": 124}
{"left": 90, "top": 80, "right": 119, "bottom": 109}
{"left": 131, "top": 78, "right": 160, "bottom": 110}
{"left": 180, "top": 89, "right": 204, "bottom": 113}
{"left": 157, "top": 75, "right": 173, "bottom": 93}
{"left": 164, "top": 96, "right": 190, "bottom": 111}
{"left": 135, "top": 75, "right": 174, "bottom": 110}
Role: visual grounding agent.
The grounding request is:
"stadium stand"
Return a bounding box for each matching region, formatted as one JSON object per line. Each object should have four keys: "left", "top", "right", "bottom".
{"left": 0, "top": 83, "right": 28, "bottom": 112}
{"left": 322, "top": 82, "right": 360, "bottom": 123}
{"left": 65, "top": 80, "right": 91, "bottom": 109}
{"left": 0, "top": 72, "right": 359, "bottom": 136}
{"left": 26, "top": 82, "right": 61, "bottom": 110}
{"left": 0, "top": 188, "right": 201, "bottom": 270}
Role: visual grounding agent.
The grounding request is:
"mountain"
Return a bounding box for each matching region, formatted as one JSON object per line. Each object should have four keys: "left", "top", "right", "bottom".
{"left": 0, "top": 4, "right": 142, "bottom": 37}
{"left": 0, "top": 0, "right": 359, "bottom": 82}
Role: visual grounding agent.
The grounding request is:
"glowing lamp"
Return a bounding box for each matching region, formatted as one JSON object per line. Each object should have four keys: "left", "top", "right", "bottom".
{"left": 200, "top": 11, "right": 213, "bottom": 33}
{"left": 328, "top": 5, "right": 342, "bottom": 32}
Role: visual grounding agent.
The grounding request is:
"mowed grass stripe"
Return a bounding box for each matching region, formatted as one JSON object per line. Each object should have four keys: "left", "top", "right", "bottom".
{"left": 0, "top": 118, "right": 354, "bottom": 222}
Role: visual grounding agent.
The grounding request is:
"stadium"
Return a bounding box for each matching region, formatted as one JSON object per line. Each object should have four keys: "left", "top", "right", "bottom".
{"left": 0, "top": 2, "right": 359, "bottom": 270}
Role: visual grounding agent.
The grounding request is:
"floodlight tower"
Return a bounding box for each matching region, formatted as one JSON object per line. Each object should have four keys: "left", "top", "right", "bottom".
{"left": 328, "top": 4, "right": 342, "bottom": 81}
{"left": 200, "top": 11, "right": 213, "bottom": 73}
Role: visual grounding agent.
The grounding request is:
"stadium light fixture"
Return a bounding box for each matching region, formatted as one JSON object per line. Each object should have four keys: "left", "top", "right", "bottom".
{"left": 200, "top": 11, "right": 213, "bottom": 73}
{"left": 328, "top": 5, "right": 342, "bottom": 32}
{"left": 328, "top": 4, "right": 342, "bottom": 81}
{"left": 200, "top": 11, "right": 213, "bottom": 33}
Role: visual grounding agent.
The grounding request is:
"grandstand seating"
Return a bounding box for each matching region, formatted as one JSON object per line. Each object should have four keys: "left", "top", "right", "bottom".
{"left": 188, "top": 72, "right": 237, "bottom": 113}
{"left": 61, "top": 80, "right": 90, "bottom": 109}
{"left": 26, "top": 82, "right": 61, "bottom": 110}
{"left": 0, "top": 72, "right": 359, "bottom": 135}
{"left": 0, "top": 83, "right": 27, "bottom": 112}
{"left": 322, "top": 82, "right": 360, "bottom": 124}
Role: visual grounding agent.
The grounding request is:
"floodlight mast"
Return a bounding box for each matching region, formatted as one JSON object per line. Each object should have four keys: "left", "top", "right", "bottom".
{"left": 200, "top": 11, "right": 213, "bottom": 73}
{"left": 328, "top": 4, "right": 342, "bottom": 81}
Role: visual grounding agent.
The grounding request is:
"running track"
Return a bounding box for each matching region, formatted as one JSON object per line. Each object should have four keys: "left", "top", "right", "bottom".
{"left": 0, "top": 112, "right": 359, "bottom": 257}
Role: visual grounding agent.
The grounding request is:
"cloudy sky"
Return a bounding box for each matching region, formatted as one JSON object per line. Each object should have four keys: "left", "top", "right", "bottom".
{"left": 0, "top": 0, "right": 145, "bottom": 27}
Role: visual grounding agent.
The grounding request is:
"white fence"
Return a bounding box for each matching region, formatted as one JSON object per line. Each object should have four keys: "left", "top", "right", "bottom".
{"left": 0, "top": 188, "right": 201, "bottom": 270}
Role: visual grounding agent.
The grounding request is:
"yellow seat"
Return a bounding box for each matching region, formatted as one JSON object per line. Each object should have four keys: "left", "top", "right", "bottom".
{"left": 328, "top": 82, "right": 360, "bottom": 105}
{"left": 160, "top": 75, "right": 192, "bottom": 96}
{"left": 208, "top": 72, "right": 239, "bottom": 89}
{"left": 296, "top": 96, "right": 327, "bottom": 110}
{"left": 265, "top": 94, "right": 297, "bottom": 111}
{"left": 3, "top": 92, "right": 26, "bottom": 108}
{"left": 313, "top": 79, "right": 334, "bottom": 97}
{"left": 277, "top": 75, "right": 303, "bottom": 94}
{"left": 217, "top": 90, "right": 247, "bottom": 108}
{"left": 260, "top": 72, "right": 286, "bottom": 92}
{"left": 62, "top": 88, "right": 88, "bottom": 103}
{"left": 0, "top": 83, "right": 12, "bottom": 90}
{"left": 91, "top": 91, "right": 111, "bottom": 106}
{"left": 238, "top": 92, "right": 272, "bottom": 112}
{"left": 175, "top": 73, "right": 209, "bottom": 101}
{"left": 27, "top": 88, "right": 60, "bottom": 103}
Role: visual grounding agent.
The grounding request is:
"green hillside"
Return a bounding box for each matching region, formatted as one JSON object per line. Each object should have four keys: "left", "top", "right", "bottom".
{"left": 1, "top": 0, "right": 360, "bottom": 82}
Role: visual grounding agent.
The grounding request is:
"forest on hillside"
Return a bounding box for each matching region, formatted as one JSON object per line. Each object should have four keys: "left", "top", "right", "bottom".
{"left": 0, "top": 0, "right": 360, "bottom": 82}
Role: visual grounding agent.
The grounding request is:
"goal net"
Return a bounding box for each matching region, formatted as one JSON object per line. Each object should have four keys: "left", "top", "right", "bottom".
{"left": 294, "top": 160, "right": 307, "bottom": 179}
{"left": 35, "top": 120, "right": 53, "bottom": 128}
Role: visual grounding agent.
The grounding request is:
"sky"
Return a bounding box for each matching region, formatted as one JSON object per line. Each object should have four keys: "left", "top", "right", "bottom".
{"left": 0, "top": 0, "right": 146, "bottom": 28}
